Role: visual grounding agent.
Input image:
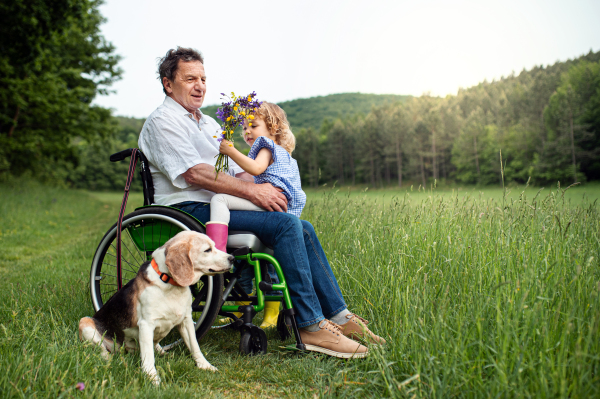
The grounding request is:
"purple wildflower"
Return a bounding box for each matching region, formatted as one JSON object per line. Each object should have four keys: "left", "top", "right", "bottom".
{"left": 76, "top": 382, "right": 85, "bottom": 391}
{"left": 214, "top": 92, "right": 262, "bottom": 176}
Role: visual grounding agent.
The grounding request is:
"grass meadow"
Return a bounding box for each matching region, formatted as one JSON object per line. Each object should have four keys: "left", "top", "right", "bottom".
{"left": 0, "top": 181, "right": 599, "bottom": 398}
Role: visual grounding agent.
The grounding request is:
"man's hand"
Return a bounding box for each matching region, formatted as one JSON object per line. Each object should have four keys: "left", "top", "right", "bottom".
{"left": 249, "top": 183, "right": 288, "bottom": 212}
{"left": 182, "top": 164, "right": 288, "bottom": 212}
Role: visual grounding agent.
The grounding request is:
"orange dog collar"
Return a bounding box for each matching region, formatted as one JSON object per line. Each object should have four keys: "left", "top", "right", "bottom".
{"left": 151, "top": 259, "right": 182, "bottom": 286}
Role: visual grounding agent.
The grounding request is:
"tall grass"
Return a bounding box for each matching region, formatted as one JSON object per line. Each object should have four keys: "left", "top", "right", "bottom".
{"left": 305, "top": 185, "right": 600, "bottom": 397}
{"left": 0, "top": 182, "right": 598, "bottom": 397}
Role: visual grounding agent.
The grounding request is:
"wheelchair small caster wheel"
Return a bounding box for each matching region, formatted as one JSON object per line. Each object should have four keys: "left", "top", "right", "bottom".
{"left": 240, "top": 326, "right": 267, "bottom": 355}
{"left": 277, "top": 312, "right": 292, "bottom": 341}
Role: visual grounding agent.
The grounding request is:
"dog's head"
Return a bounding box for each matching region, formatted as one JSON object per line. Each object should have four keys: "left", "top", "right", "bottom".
{"left": 152, "top": 231, "right": 234, "bottom": 286}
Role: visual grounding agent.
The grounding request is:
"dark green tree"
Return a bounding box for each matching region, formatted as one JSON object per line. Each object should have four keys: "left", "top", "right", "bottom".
{"left": 384, "top": 104, "right": 413, "bottom": 187}
{"left": 0, "top": 0, "right": 121, "bottom": 181}
{"left": 542, "top": 61, "right": 600, "bottom": 183}
{"left": 452, "top": 107, "right": 488, "bottom": 184}
{"left": 295, "top": 127, "right": 321, "bottom": 187}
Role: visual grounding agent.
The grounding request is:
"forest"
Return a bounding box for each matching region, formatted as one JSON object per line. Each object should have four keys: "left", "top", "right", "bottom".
{"left": 292, "top": 51, "right": 600, "bottom": 188}
{"left": 68, "top": 51, "right": 600, "bottom": 192}
{"left": 1, "top": 0, "right": 598, "bottom": 190}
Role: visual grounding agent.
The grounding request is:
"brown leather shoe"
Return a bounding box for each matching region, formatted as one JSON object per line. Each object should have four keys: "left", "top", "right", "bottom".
{"left": 339, "top": 314, "right": 386, "bottom": 345}
{"left": 300, "top": 320, "right": 368, "bottom": 359}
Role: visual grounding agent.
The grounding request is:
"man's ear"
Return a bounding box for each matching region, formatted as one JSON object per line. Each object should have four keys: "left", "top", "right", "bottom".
{"left": 162, "top": 77, "right": 173, "bottom": 94}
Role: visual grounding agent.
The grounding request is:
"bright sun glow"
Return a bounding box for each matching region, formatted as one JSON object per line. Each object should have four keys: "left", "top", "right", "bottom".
{"left": 94, "top": 0, "right": 600, "bottom": 117}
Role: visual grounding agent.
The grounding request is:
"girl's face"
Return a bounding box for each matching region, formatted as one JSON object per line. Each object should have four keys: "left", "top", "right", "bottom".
{"left": 242, "top": 116, "right": 276, "bottom": 146}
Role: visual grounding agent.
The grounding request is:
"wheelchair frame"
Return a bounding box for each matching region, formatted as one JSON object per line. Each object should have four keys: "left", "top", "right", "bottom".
{"left": 90, "top": 148, "right": 306, "bottom": 355}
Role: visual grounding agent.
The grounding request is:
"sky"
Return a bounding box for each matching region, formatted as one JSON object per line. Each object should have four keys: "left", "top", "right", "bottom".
{"left": 94, "top": 0, "right": 600, "bottom": 118}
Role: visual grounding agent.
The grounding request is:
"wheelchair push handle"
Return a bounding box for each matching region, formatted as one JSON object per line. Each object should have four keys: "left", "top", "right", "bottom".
{"left": 109, "top": 148, "right": 155, "bottom": 208}
{"left": 110, "top": 148, "right": 134, "bottom": 162}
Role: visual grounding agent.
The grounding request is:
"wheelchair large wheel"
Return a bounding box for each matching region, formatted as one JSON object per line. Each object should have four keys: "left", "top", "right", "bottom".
{"left": 89, "top": 207, "right": 223, "bottom": 343}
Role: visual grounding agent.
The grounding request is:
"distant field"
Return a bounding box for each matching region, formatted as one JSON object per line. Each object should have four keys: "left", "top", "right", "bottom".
{"left": 305, "top": 182, "right": 600, "bottom": 207}
{"left": 1, "top": 182, "right": 599, "bottom": 397}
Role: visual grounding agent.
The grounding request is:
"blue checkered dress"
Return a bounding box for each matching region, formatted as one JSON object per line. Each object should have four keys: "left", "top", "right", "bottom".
{"left": 247, "top": 136, "right": 306, "bottom": 217}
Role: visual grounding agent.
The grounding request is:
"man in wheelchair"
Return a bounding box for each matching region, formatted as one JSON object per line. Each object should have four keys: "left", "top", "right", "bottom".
{"left": 137, "top": 47, "right": 385, "bottom": 358}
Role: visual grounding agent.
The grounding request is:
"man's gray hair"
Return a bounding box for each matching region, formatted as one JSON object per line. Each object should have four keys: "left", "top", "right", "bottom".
{"left": 158, "top": 47, "right": 204, "bottom": 95}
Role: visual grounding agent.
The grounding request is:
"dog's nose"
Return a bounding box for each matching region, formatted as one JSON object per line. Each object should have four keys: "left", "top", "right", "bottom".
{"left": 227, "top": 255, "right": 235, "bottom": 264}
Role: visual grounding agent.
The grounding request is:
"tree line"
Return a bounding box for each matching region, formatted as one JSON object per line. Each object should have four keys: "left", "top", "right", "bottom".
{"left": 294, "top": 51, "right": 600, "bottom": 188}
{"left": 2, "top": 0, "right": 598, "bottom": 191}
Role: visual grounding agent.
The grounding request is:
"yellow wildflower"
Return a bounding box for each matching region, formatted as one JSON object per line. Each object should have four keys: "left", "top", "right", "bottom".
{"left": 249, "top": 123, "right": 252, "bottom": 126}
{"left": 228, "top": 143, "right": 233, "bottom": 147}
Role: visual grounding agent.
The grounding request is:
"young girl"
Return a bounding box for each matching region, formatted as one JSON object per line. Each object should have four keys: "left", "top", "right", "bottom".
{"left": 206, "top": 102, "right": 306, "bottom": 327}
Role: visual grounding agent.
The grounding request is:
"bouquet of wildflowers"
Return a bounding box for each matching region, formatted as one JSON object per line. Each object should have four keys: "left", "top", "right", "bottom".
{"left": 213, "top": 91, "right": 262, "bottom": 176}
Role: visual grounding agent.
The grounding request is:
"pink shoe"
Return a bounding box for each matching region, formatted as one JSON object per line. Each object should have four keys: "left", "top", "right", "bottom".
{"left": 205, "top": 222, "right": 229, "bottom": 252}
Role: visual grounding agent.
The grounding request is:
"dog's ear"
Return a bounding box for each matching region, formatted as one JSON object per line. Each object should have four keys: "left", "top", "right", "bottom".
{"left": 164, "top": 241, "right": 195, "bottom": 286}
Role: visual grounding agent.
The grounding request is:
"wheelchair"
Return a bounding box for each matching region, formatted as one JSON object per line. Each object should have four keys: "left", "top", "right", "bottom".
{"left": 89, "top": 148, "right": 306, "bottom": 355}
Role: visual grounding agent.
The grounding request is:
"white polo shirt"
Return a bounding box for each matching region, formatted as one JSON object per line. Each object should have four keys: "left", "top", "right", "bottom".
{"left": 138, "top": 96, "right": 242, "bottom": 205}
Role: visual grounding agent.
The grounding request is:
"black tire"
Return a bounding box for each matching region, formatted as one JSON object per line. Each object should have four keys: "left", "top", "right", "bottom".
{"left": 239, "top": 326, "right": 268, "bottom": 355}
{"left": 89, "top": 207, "right": 224, "bottom": 343}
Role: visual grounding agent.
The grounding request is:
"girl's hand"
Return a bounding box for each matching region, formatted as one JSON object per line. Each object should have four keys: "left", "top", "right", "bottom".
{"left": 219, "top": 139, "right": 235, "bottom": 155}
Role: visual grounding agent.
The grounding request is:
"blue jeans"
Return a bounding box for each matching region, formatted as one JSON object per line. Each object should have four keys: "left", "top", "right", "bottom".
{"left": 172, "top": 201, "right": 347, "bottom": 328}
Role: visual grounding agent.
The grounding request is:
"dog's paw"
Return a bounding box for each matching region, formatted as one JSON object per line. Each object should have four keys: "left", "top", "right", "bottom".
{"left": 149, "top": 373, "right": 161, "bottom": 386}
{"left": 100, "top": 350, "right": 112, "bottom": 361}
{"left": 198, "top": 363, "right": 218, "bottom": 372}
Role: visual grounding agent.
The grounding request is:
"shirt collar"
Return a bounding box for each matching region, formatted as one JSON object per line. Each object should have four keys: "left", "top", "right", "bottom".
{"left": 163, "top": 96, "right": 206, "bottom": 124}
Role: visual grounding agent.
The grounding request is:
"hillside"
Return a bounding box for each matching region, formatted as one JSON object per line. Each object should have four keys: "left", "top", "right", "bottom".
{"left": 201, "top": 92, "right": 410, "bottom": 132}
{"left": 116, "top": 93, "right": 410, "bottom": 136}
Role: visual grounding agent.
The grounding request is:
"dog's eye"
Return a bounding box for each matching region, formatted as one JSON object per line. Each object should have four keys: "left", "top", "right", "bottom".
{"left": 204, "top": 248, "right": 212, "bottom": 253}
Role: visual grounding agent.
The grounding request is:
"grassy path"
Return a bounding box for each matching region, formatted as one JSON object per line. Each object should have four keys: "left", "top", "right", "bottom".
{"left": 1, "top": 183, "right": 599, "bottom": 397}
{"left": 0, "top": 185, "right": 352, "bottom": 398}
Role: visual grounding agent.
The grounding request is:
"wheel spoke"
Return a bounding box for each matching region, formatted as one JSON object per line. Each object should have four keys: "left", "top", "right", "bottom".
{"left": 102, "top": 258, "right": 138, "bottom": 277}
{"left": 124, "top": 229, "right": 145, "bottom": 264}
{"left": 107, "top": 243, "right": 142, "bottom": 275}
{"left": 121, "top": 234, "right": 145, "bottom": 267}
{"left": 100, "top": 288, "right": 118, "bottom": 296}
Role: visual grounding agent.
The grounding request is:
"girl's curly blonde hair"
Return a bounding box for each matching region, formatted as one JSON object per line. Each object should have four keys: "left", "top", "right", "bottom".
{"left": 253, "top": 102, "right": 295, "bottom": 154}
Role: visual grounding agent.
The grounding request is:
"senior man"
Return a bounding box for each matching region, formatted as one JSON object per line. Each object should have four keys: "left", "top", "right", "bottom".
{"left": 138, "top": 47, "right": 384, "bottom": 358}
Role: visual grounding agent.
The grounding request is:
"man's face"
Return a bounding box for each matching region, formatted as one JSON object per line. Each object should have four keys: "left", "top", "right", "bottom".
{"left": 163, "top": 60, "right": 206, "bottom": 113}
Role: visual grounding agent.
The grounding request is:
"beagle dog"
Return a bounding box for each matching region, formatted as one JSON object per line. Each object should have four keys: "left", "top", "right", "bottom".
{"left": 79, "top": 231, "right": 233, "bottom": 385}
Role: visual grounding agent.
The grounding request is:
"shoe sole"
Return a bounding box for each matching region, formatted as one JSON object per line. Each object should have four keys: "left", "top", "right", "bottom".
{"left": 304, "top": 344, "right": 368, "bottom": 359}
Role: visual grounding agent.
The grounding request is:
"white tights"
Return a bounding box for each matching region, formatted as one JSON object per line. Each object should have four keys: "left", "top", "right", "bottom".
{"left": 210, "top": 194, "right": 265, "bottom": 224}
